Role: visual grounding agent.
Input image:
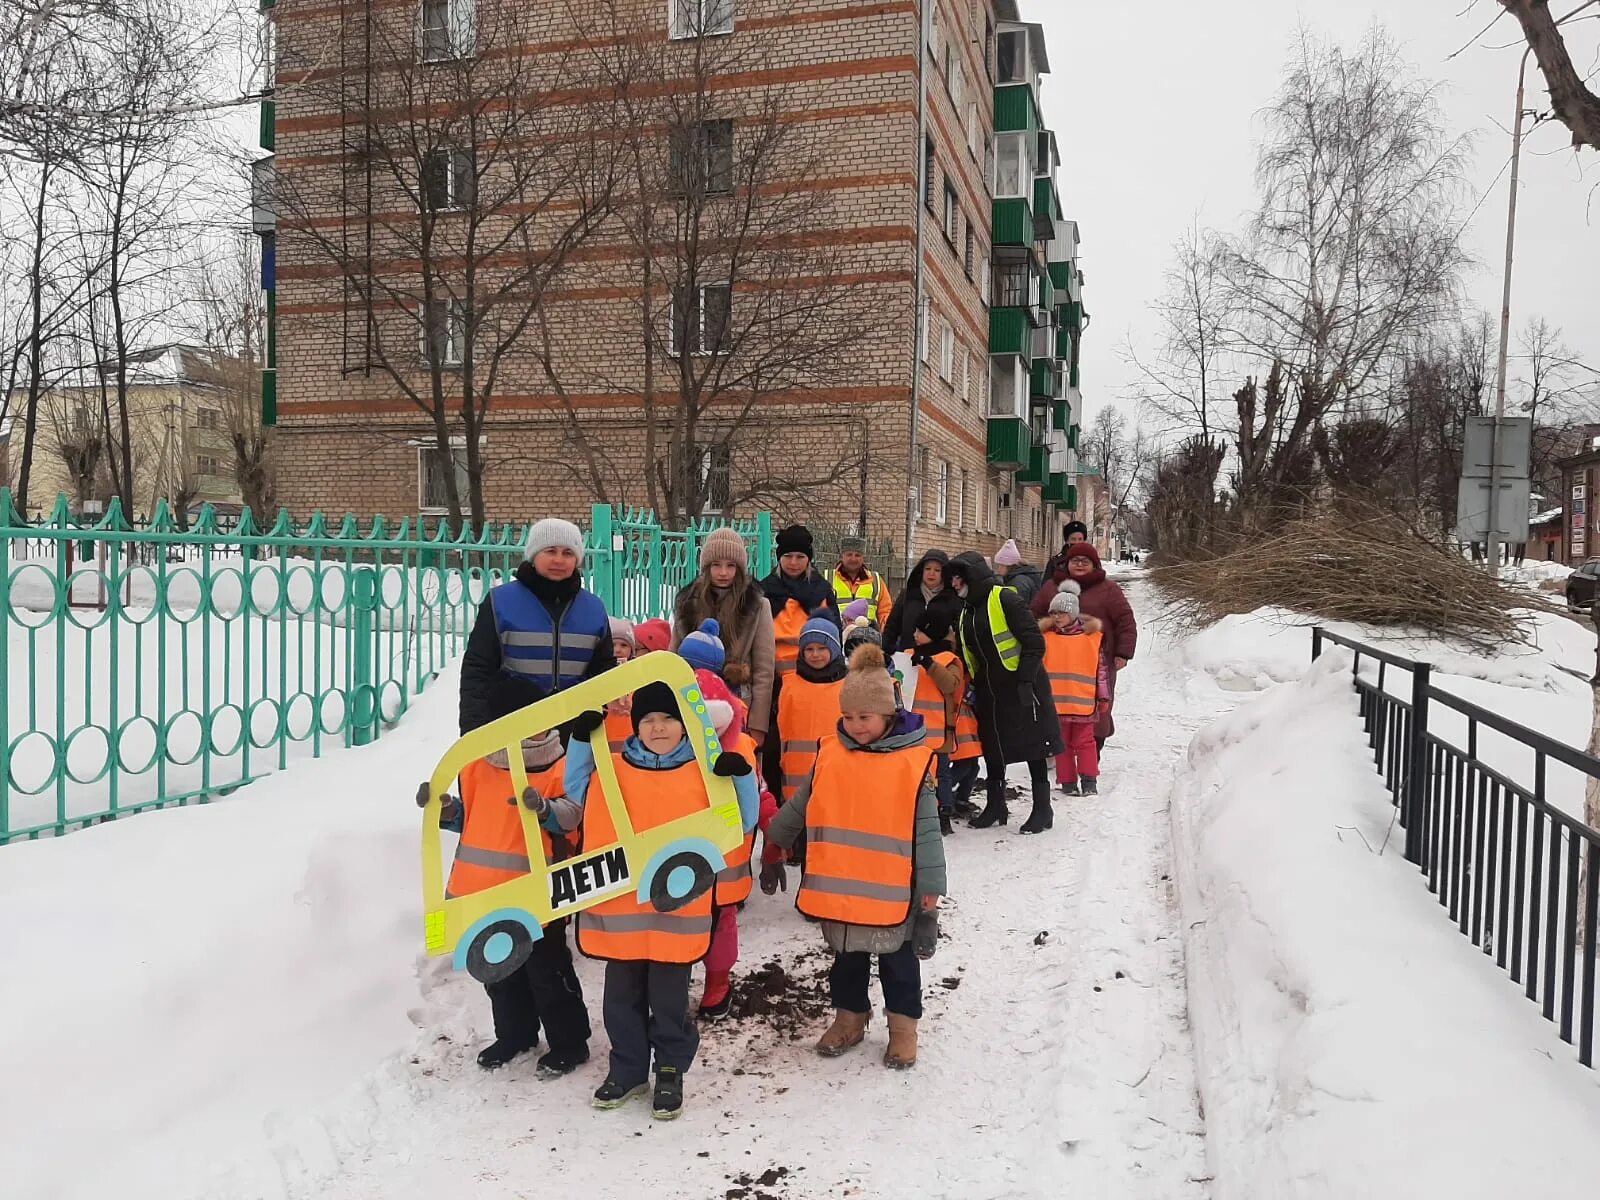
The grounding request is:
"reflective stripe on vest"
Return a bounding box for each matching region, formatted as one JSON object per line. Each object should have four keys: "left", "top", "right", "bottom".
{"left": 776, "top": 676, "right": 845, "bottom": 803}
{"left": 961, "top": 587, "right": 1022, "bottom": 678}
{"left": 772, "top": 599, "right": 809, "bottom": 675}
{"left": 446, "top": 757, "right": 565, "bottom": 899}
{"left": 574, "top": 754, "right": 716, "bottom": 963}
{"left": 830, "top": 571, "right": 883, "bottom": 623}
{"left": 714, "top": 733, "right": 758, "bottom": 906}
{"left": 490, "top": 582, "right": 609, "bottom": 694}
{"left": 1044, "top": 629, "right": 1102, "bottom": 718}
{"left": 796, "top": 737, "right": 931, "bottom": 928}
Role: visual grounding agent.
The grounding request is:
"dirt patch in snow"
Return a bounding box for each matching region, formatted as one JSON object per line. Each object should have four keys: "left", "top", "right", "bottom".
{"left": 723, "top": 1165, "right": 798, "bottom": 1199}
{"left": 720, "top": 953, "right": 833, "bottom": 1039}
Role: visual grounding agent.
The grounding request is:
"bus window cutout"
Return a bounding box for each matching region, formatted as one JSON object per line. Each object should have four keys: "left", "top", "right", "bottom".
{"left": 420, "top": 654, "right": 742, "bottom": 984}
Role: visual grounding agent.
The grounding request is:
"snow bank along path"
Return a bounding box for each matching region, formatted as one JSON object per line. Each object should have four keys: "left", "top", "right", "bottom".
{"left": 3, "top": 576, "right": 1223, "bottom": 1200}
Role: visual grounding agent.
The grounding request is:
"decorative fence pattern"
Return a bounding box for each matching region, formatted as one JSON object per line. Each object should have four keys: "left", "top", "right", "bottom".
{"left": 1, "top": 494, "right": 770, "bottom": 844}
{"left": 1315, "top": 627, "right": 1600, "bottom": 1068}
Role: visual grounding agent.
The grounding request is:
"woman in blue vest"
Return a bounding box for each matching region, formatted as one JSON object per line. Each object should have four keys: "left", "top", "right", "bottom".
{"left": 460, "top": 518, "right": 617, "bottom": 734}
{"left": 945, "top": 551, "right": 1060, "bottom": 832}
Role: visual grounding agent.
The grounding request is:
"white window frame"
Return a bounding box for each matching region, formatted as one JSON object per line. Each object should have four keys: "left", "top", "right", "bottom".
{"left": 670, "top": 0, "right": 734, "bottom": 40}
{"left": 995, "top": 131, "right": 1033, "bottom": 200}
{"left": 420, "top": 297, "right": 466, "bottom": 367}
{"left": 936, "top": 459, "right": 950, "bottom": 525}
{"left": 422, "top": 146, "right": 475, "bottom": 212}
{"left": 967, "top": 102, "right": 980, "bottom": 160}
{"left": 195, "top": 453, "right": 221, "bottom": 477}
{"left": 195, "top": 407, "right": 221, "bottom": 431}
{"left": 943, "top": 179, "right": 959, "bottom": 243}
{"left": 416, "top": 440, "right": 470, "bottom": 515}
{"left": 939, "top": 319, "right": 955, "bottom": 382}
{"left": 419, "top": 0, "right": 475, "bottom": 63}
{"left": 670, "top": 119, "right": 734, "bottom": 197}
{"left": 916, "top": 446, "right": 931, "bottom": 519}
{"left": 948, "top": 48, "right": 966, "bottom": 110}
{"left": 690, "top": 441, "right": 732, "bottom": 514}
{"left": 920, "top": 298, "right": 932, "bottom": 364}
{"left": 958, "top": 467, "right": 969, "bottom": 529}
{"left": 669, "top": 283, "right": 732, "bottom": 356}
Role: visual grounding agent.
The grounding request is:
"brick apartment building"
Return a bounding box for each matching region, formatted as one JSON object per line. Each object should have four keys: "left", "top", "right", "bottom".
{"left": 256, "top": 0, "right": 1088, "bottom": 568}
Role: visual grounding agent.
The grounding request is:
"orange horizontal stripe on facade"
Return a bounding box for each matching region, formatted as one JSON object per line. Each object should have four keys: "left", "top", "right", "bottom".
{"left": 275, "top": 385, "right": 913, "bottom": 418}
{"left": 920, "top": 400, "right": 987, "bottom": 456}
{"left": 924, "top": 257, "right": 990, "bottom": 350}
{"left": 274, "top": 223, "right": 916, "bottom": 281}
{"left": 276, "top": 56, "right": 918, "bottom": 135}
{"left": 272, "top": 268, "right": 914, "bottom": 316}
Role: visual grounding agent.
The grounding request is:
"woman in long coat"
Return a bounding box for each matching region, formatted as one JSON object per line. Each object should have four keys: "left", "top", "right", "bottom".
{"left": 946, "top": 551, "right": 1062, "bottom": 832}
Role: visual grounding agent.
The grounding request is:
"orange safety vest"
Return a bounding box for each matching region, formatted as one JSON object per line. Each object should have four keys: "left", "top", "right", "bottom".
{"left": 574, "top": 755, "right": 716, "bottom": 963}
{"left": 777, "top": 675, "right": 846, "bottom": 803}
{"left": 447, "top": 757, "right": 568, "bottom": 900}
{"left": 908, "top": 650, "right": 957, "bottom": 747}
{"left": 796, "top": 736, "right": 933, "bottom": 928}
{"left": 773, "top": 599, "right": 809, "bottom": 677}
{"left": 603, "top": 709, "right": 632, "bottom": 748}
{"left": 715, "top": 731, "right": 758, "bottom": 906}
{"left": 1043, "top": 629, "right": 1103, "bottom": 718}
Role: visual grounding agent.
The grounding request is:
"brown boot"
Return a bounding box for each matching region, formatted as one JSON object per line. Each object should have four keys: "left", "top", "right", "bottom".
{"left": 815, "top": 1009, "right": 869, "bottom": 1057}
{"left": 883, "top": 1014, "right": 918, "bottom": 1070}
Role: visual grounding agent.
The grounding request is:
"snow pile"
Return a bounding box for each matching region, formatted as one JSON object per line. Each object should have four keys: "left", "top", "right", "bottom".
{"left": 1172, "top": 653, "right": 1600, "bottom": 1199}
{"left": 1502, "top": 557, "right": 1573, "bottom": 587}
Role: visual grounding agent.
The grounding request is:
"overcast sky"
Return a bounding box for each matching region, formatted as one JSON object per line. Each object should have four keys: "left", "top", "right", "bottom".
{"left": 1033, "top": 0, "right": 1600, "bottom": 427}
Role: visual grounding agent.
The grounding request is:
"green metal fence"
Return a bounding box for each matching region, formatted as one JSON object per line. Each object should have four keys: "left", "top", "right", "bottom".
{"left": 0, "top": 492, "right": 771, "bottom": 844}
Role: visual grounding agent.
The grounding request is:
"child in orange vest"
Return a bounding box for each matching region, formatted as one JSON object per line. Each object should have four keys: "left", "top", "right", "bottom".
{"left": 603, "top": 617, "right": 638, "bottom": 746}
{"left": 777, "top": 612, "right": 848, "bottom": 804}
{"left": 1040, "top": 582, "right": 1109, "bottom": 820}
{"left": 562, "top": 682, "right": 759, "bottom": 1119}
{"left": 762, "top": 644, "right": 947, "bottom": 1070}
{"left": 906, "top": 608, "right": 970, "bottom": 836}
{"left": 416, "top": 729, "right": 592, "bottom": 1076}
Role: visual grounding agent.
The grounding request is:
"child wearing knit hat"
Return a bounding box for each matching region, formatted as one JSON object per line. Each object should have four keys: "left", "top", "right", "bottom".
{"left": 1039, "top": 581, "right": 1109, "bottom": 812}
{"left": 774, "top": 610, "right": 849, "bottom": 805}
{"left": 762, "top": 643, "right": 947, "bottom": 1070}
{"left": 633, "top": 619, "right": 673, "bottom": 654}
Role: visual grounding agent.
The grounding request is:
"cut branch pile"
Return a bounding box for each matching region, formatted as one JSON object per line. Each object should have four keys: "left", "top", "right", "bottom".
{"left": 1149, "top": 507, "right": 1545, "bottom": 648}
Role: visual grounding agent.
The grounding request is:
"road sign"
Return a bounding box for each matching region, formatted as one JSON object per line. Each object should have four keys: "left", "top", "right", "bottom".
{"left": 1456, "top": 417, "right": 1532, "bottom": 544}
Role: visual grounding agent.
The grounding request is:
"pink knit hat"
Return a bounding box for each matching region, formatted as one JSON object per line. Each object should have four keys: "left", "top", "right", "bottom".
{"left": 994, "top": 539, "right": 1022, "bottom": 566}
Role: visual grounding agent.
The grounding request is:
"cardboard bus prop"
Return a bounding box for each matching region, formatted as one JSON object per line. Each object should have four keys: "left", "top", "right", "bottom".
{"left": 420, "top": 654, "right": 742, "bottom": 983}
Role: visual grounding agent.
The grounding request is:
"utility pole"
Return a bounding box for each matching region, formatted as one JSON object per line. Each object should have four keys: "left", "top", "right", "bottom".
{"left": 904, "top": 0, "right": 931, "bottom": 580}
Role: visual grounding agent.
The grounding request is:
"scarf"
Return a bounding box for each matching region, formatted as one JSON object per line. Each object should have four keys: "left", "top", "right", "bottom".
{"left": 920, "top": 583, "right": 942, "bottom": 604}
{"left": 796, "top": 656, "right": 849, "bottom": 684}
{"left": 515, "top": 560, "right": 582, "bottom": 615}
{"left": 761, "top": 566, "right": 832, "bottom": 618}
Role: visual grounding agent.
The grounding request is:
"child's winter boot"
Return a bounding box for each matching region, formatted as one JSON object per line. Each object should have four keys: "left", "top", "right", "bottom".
{"left": 698, "top": 970, "right": 734, "bottom": 1021}
{"left": 1080, "top": 777, "right": 1099, "bottom": 796}
{"left": 815, "top": 1009, "right": 869, "bottom": 1057}
{"left": 476, "top": 1038, "right": 534, "bottom": 1071}
{"left": 883, "top": 1014, "right": 919, "bottom": 1069}
{"left": 652, "top": 1066, "right": 685, "bottom": 1120}
{"left": 1056, "top": 778, "right": 1080, "bottom": 797}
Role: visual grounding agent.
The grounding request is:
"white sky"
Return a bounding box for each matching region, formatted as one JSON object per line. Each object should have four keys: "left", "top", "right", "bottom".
{"left": 1034, "top": 0, "right": 1600, "bottom": 426}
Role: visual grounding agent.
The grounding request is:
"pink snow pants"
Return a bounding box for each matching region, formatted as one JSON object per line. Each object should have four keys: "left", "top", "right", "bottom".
{"left": 1055, "top": 719, "right": 1100, "bottom": 785}
{"left": 705, "top": 905, "right": 739, "bottom": 973}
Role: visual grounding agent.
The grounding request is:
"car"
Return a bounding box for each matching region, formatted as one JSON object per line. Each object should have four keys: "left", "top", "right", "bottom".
{"left": 1565, "top": 559, "right": 1600, "bottom": 612}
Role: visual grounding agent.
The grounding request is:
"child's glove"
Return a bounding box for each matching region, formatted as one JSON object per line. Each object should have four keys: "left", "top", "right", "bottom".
{"left": 417, "top": 783, "right": 462, "bottom": 824}
{"left": 913, "top": 909, "right": 939, "bottom": 961}
{"left": 759, "top": 860, "right": 787, "bottom": 895}
{"left": 569, "top": 710, "right": 607, "bottom": 742}
{"left": 757, "top": 790, "right": 779, "bottom": 833}
{"left": 520, "top": 787, "right": 549, "bottom": 815}
{"left": 414, "top": 781, "right": 431, "bottom": 808}
{"left": 910, "top": 647, "right": 933, "bottom": 668}
{"left": 712, "top": 750, "right": 752, "bottom": 778}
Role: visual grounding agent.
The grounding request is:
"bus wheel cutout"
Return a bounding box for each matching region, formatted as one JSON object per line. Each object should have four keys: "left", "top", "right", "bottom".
{"left": 464, "top": 919, "right": 535, "bottom": 984}
{"left": 648, "top": 851, "right": 715, "bottom": 914}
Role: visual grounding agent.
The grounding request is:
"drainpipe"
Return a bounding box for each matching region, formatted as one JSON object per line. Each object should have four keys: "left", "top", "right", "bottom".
{"left": 904, "top": 0, "right": 931, "bottom": 579}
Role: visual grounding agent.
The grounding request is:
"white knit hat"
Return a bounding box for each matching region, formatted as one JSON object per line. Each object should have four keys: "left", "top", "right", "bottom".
{"left": 1048, "top": 580, "right": 1082, "bottom": 619}
{"left": 524, "top": 517, "right": 585, "bottom": 563}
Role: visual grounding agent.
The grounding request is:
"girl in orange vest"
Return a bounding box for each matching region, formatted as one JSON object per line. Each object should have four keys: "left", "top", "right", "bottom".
{"left": 416, "top": 729, "right": 592, "bottom": 1076}
{"left": 758, "top": 524, "right": 838, "bottom": 783}
{"left": 776, "top": 613, "right": 848, "bottom": 803}
{"left": 762, "top": 644, "right": 947, "bottom": 1070}
{"left": 1039, "top": 582, "right": 1109, "bottom": 828}
{"left": 562, "top": 682, "right": 758, "bottom": 1120}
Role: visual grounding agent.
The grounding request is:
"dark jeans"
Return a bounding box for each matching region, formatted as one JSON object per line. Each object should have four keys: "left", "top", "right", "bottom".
{"left": 830, "top": 938, "right": 923, "bottom": 1019}
{"left": 484, "top": 918, "right": 590, "bottom": 1054}
{"left": 602, "top": 959, "right": 698, "bottom": 1085}
{"left": 984, "top": 753, "right": 1049, "bottom": 810}
{"left": 936, "top": 755, "right": 981, "bottom": 814}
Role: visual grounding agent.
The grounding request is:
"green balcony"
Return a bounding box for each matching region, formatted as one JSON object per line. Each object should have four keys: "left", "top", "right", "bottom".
{"left": 1038, "top": 270, "right": 1055, "bottom": 313}
{"left": 990, "top": 307, "right": 1032, "bottom": 361}
{"left": 1052, "top": 397, "right": 1068, "bottom": 429}
{"left": 987, "top": 417, "right": 1031, "bottom": 470}
{"left": 1016, "top": 443, "right": 1049, "bottom": 487}
{"left": 266, "top": 288, "right": 276, "bottom": 367}
{"left": 992, "top": 197, "right": 1034, "bottom": 248}
{"left": 261, "top": 367, "right": 277, "bottom": 427}
{"left": 1043, "top": 472, "right": 1072, "bottom": 506}
{"left": 1048, "top": 260, "right": 1072, "bottom": 292}
{"left": 259, "top": 98, "right": 275, "bottom": 151}
{"left": 1068, "top": 423, "right": 1079, "bottom": 450}
{"left": 1064, "top": 300, "right": 1083, "bottom": 333}
{"left": 1056, "top": 327, "right": 1073, "bottom": 361}
{"left": 1032, "top": 175, "right": 1062, "bottom": 239}
{"left": 1070, "top": 360, "right": 1080, "bottom": 390}
{"left": 1031, "top": 360, "right": 1060, "bottom": 399}
{"left": 994, "top": 83, "right": 1042, "bottom": 135}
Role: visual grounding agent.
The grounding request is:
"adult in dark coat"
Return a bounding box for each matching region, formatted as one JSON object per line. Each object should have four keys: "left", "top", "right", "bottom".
{"left": 946, "top": 551, "right": 1062, "bottom": 832}
{"left": 1036, "top": 543, "right": 1136, "bottom": 747}
{"left": 882, "top": 549, "right": 963, "bottom": 653}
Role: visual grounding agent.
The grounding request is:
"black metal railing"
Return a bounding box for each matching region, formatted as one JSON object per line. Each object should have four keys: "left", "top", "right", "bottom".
{"left": 1314, "top": 627, "right": 1600, "bottom": 1067}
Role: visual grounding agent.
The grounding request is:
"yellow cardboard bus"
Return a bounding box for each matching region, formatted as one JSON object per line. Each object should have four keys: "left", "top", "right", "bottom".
{"left": 419, "top": 654, "right": 742, "bottom": 983}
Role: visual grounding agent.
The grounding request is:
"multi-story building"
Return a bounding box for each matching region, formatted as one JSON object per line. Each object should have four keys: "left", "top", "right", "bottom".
{"left": 257, "top": 0, "right": 1086, "bottom": 568}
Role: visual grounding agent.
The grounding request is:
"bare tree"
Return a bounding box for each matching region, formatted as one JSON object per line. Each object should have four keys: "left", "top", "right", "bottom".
{"left": 1495, "top": 0, "right": 1600, "bottom": 151}
{"left": 1514, "top": 317, "right": 1598, "bottom": 502}
{"left": 1080, "top": 404, "right": 1156, "bottom": 541}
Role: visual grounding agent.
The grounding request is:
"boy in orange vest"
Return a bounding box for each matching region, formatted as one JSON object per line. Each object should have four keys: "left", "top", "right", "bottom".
{"left": 762, "top": 644, "right": 947, "bottom": 1070}
{"left": 561, "top": 682, "right": 758, "bottom": 1119}
{"left": 777, "top": 612, "right": 848, "bottom": 804}
{"left": 416, "top": 729, "right": 592, "bottom": 1076}
{"left": 1040, "top": 582, "right": 1109, "bottom": 824}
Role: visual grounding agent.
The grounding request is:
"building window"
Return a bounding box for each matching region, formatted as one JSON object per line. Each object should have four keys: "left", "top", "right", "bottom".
{"left": 670, "top": 0, "right": 733, "bottom": 39}
{"left": 920, "top": 298, "right": 932, "bottom": 363}
{"left": 981, "top": 260, "right": 991, "bottom": 308}
{"left": 992, "top": 261, "right": 1031, "bottom": 309}
{"left": 956, "top": 347, "right": 966, "bottom": 402}
{"left": 418, "top": 444, "right": 469, "bottom": 514}
{"left": 995, "top": 132, "right": 1032, "bottom": 198}
{"left": 983, "top": 135, "right": 994, "bottom": 195}
{"left": 947, "top": 49, "right": 965, "bottom": 110}
{"left": 997, "top": 27, "right": 1028, "bottom": 84}
{"left": 984, "top": 18, "right": 994, "bottom": 80}
{"left": 670, "top": 119, "right": 734, "bottom": 196}
{"left": 670, "top": 284, "right": 732, "bottom": 356}
{"left": 916, "top": 446, "right": 931, "bottom": 518}
{"left": 421, "top": 297, "right": 466, "bottom": 366}
{"left": 936, "top": 460, "right": 950, "bottom": 525}
{"left": 195, "top": 454, "right": 221, "bottom": 477}
{"left": 965, "top": 351, "right": 977, "bottom": 405}
{"left": 419, "top": 0, "right": 475, "bottom": 62}
{"left": 195, "top": 407, "right": 221, "bottom": 431}
{"left": 939, "top": 319, "right": 954, "bottom": 382}
{"left": 684, "top": 442, "right": 732, "bottom": 513}
{"left": 422, "top": 147, "right": 475, "bottom": 211}
{"left": 963, "top": 221, "right": 974, "bottom": 277}
{"left": 959, "top": 467, "right": 969, "bottom": 529}
{"left": 942, "top": 180, "right": 958, "bottom": 243}
{"left": 923, "top": 137, "right": 936, "bottom": 211}
{"left": 967, "top": 102, "right": 980, "bottom": 160}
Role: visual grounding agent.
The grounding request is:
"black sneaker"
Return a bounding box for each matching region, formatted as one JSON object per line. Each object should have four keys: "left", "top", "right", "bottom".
{"left": 939, "top": 812, "right": 954, "bottom": 836}
{"left": 1080, "top": 778, "right": 1099, "bottom": 796}
{"left": 476, "top": 1038, "right": 535, "bottom": 1071}
{"left": 536, "top": 1046, "right": 590, "bottom": 1079}
{"left": 652, "top": 1067, "right": 685, "bottom": 1120}
{"left": 592, "top": 1077, "right": 648, "bottom": 1109}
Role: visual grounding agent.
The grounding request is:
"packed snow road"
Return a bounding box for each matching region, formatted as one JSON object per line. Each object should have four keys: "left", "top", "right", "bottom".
{"left": 5, "top": 575, "right": 1232, "bottom": 1200}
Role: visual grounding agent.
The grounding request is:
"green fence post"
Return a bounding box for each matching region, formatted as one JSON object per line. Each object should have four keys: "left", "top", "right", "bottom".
{"left": 648, "top": 520, "right": 664, "bottom": 622}
{"left": 753, "top": 511, "right": 774, "bottom": 578}
{"left": 351, "top": 565, "right": 378, "bottom": 746}
{"left": 589, "top": 503, "right": 616, "bottom": 613}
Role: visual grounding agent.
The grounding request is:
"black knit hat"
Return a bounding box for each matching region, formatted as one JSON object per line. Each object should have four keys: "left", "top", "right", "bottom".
{"left": 775, "top": 524, "right": 815, "bottom": 560}
{"left": 631, "top": 681, "right": 683, "bottom": 734}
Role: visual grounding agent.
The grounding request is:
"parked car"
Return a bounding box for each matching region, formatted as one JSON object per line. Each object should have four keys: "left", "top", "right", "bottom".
{"left": 1565, "top": 560, "right": 1600, "bottom": 612}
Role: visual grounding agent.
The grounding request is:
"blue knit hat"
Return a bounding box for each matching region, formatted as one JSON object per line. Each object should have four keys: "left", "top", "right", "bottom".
{"left": 677, "top": 618, "right": 726, "bottom": 675}
{"left": 799, "top": 611, "right": 843, "bottom": 662}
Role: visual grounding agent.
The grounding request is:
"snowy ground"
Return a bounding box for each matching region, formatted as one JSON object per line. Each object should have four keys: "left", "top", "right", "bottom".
{"left": 9, "top": 573, "right": 1600, "bottom": 1200}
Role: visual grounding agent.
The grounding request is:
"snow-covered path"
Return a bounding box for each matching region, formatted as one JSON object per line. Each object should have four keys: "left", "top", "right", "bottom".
{"left": 305, "top": 578, "right": 1221, "bottom": 1200}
